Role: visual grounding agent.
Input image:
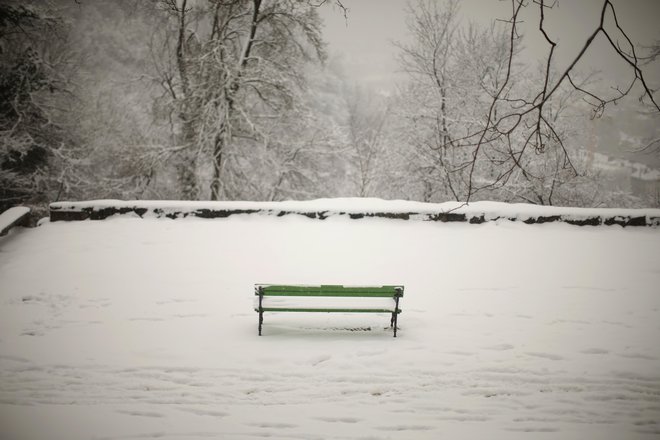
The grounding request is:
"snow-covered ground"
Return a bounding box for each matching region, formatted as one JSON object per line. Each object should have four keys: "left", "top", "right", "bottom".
{"left": 1, "top": 208, "right": 659, "bottom": 439}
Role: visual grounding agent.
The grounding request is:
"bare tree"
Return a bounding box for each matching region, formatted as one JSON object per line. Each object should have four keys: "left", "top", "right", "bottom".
{"left": 459, "top": 0, "right": 660, "bottom": 202}
{"left": 396, "top": 0, "right": 517, "bottom": 202}
{"left": 395, "top": 0, "right": 659, "bottom": 206}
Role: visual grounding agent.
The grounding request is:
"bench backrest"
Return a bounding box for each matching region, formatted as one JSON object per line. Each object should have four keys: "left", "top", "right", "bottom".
{"left": 256, "top": 284, "right": 404, "bottom": 298}
{"left": 254, "top": 284, "right": 403, "bottom": 313}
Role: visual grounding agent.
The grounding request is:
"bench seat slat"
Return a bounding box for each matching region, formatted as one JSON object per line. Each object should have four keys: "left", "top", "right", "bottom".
{"left": 255, "top": 296, "right": 398, "bottom": 311}
{"left": 258, "top": 308, "right": 398, "bottom": 313}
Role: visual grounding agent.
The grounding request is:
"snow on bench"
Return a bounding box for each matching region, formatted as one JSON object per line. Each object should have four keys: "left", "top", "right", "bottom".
{"left": 0, "top": 206, "right": 30, "bottom": 236}
{"left": 254, "top": 284, "right": 404, "bottom": 337}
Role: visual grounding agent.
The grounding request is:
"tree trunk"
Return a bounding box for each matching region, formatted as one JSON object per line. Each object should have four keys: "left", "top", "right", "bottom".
{"left": 174, "top": 0, "right": 198, "bottom": 200}
{"left": 178, "top": 112, "right": 198, "bottom": 200}
{"left": 177, "top": 151, "right": 198, "bottom": 200}
{"left": 210, "top": 132, "right": 224, "bottom": 200}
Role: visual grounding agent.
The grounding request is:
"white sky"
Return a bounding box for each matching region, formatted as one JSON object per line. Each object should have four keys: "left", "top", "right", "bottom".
{"left": 319, "top": 0, "right": 660, "bottom": 93}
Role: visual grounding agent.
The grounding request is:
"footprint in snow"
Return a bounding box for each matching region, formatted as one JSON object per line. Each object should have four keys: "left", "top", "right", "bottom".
{"left": 156, "top": 298, "right": 197, "bottom": 305}
{"left": 177, "top": 407, "right": 228, "bottom": 417}
{"left": 524, "top": 352, "right": 564, "bottom": 361}
{"left": 375, "top": 424, "right": 434, "bottom": 431}
{"left": 437, "top": 415, "right": 490, "bottom": 422}
{"left": 0, "top": 354, "right": 30, "bottom": 363}
{"left": 129, "top": 317, "right": 165, "bottom": 322}
{"left": 447, "top": 350, "right": 475, "bottom": 357}
{"left": 484, "top": 344, "right": 515, "bottom": 351}
{"left": 309, "top": 354, "right": 331, "bottom": 366}
{"left": 170, "top": 313, "right": 209, "bottom": 319}
{"left": 507, "top": 426, "right": 559, "bottom": 433}
{"left": 580, "top": 348, "right": 609, "bottom": 355}
{"left": 116, "top": 409, "right": 164, "bottom": 418}
{"left": 248, "top": 422, "right": 297, "bottom": 429}
{"left": 355, "top": 349, "right": 386, "bottom": 357}
{"left": 619, "top": 352, "right": 658, "bottom": 361}
{"left": 315, "top": 416, "right": 361, "bottom": 424}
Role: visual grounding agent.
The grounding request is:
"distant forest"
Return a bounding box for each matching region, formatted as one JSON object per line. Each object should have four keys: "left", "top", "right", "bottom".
{"left": 1, "top": 0, "right": 659, "bottom": 215}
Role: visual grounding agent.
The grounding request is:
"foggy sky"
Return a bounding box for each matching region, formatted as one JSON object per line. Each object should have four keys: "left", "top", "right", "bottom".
{"left": 319, "top": 0, "right": 660, "bottom": 93}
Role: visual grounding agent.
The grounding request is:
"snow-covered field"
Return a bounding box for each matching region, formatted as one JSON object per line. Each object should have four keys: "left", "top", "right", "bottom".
{"left": 1, "top": 207, "right": 659, "bottom": 439}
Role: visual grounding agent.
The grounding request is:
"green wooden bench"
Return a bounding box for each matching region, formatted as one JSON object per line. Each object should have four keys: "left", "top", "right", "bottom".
{"left": 254, "top": 284, "right": 404, "bottom": 337}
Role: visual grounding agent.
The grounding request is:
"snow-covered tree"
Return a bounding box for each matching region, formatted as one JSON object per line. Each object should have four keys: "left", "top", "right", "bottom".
{"left": 0, "top": 2, "right": 79, "bottom": 213}
{"left": 394, "top": 0, "right": 518, "bottom": 202}
{"left": 460, "top": 0, "right": 660, "bottom": 202}
{"left": 153, "top": 0, "right": 327, "bottom": 200}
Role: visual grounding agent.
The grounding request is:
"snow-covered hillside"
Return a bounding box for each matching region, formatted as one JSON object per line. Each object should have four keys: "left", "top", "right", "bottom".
{"left": 1, "top": 208, "right": 659, "bottom": 439}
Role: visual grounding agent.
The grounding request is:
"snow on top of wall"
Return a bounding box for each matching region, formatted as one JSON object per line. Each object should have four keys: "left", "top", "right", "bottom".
{"left": 50, "top": 198, "right": 660, "bottom": 225}
{"left": 0, "top": 206, "right": 30, "bottom": 235}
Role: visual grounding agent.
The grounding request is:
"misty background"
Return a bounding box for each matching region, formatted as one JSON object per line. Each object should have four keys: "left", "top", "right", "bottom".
{"left": 2, "top": 0, "right": 659, "bottom": 216}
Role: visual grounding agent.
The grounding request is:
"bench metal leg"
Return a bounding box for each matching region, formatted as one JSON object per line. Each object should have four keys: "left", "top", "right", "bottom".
{"left": 393, "top": 294, "right": 400, "bottom": 337}
{"left": 258, "top": 286, "right": 264, "bottom": 336}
